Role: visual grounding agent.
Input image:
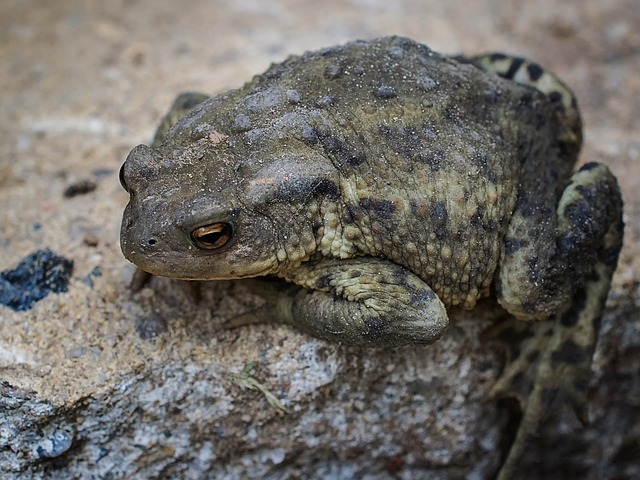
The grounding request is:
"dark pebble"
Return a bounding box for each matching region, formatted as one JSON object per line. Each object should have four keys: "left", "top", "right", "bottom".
{"left": 0, "top": 249, "right": 73, "bottom": 311}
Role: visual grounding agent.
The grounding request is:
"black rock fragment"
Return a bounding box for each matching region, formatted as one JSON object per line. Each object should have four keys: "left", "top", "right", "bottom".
{"left": 0, "top": 249, "right": 74, "bottom": 311}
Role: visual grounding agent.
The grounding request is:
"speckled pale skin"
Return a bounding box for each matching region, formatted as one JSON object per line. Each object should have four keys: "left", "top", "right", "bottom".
{"left": 119, "top": 37, "right": 623, "bottom": 478}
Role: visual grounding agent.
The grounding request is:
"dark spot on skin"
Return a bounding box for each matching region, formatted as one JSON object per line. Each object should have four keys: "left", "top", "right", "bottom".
{"left": 482, "top": 86, "right": 500, "bottom": 104}
{"left": 265, "top": 177, "right": 339, "bottom": 205}
{"left": 233, "top": 114, "right": 252, "bottom": 132}
{"left": 564, "top": 201, "right": 596, "bottom": 237}
{"left": 443, "top": 106, "right": 463, "bottom": 128}
{"left": 468, "top": 266, "right": 480, "bottom": 287}
{"left": 519, "top": 92, "right": 534, "bottom": 105}
{"left": 558, "top": 231, "right": 585, "bottom": 258}
{"left": 504, "top": 238, "right": 527, "bottom": 255}
{"left": 362, "top": 317, "right": 391, "bottom": 341}
{"left": 324, "top": 64, "right": 344, "bottom": 80}
{"left": 374, "top": 86, "right": 397, "bottom": 99}
{"left": 534, "top": 112, "right": 548, "bottom": 131}
{"left": 179, "top": 93, "right": 209, "bottom": 110}
{"left": 548, "top": 91, "right": 563, "bottom": 105}
{"left": 579, "top": 162, "right": 599, "bottom": 172}
{"left": 316, "top": 274, "right": 334, "bottom": 290}
{"left": 301, "top": 126, "right": 319, "bottom": 145}
{"left": 552, "top": 339, "right": 589, "bottom": 365}
{"left": 392, "top": 266, "right": 408, "bottom": 283}
{"left": 349, "top": 270, "right": 362, "bottom": 278}
{"left": 471, "top": 152, "right": 498, "bottom": 183}
{"left": 244, "top": 128, "right": 266, "bottom": 146}
{"left": 522, "top": 301, "right": 539, "bottom": 315}
{"left": 489, "top": 53, "right": 508, "bottom": 62}
{"left": 359, "top": 198, "right": 396, "bottom": 217}
{"left": 286, "top": 90, "right": 302, "bottom": 104}
{"left": 422, "top": 125, "right": 438, "bottom": 139}
{"left": 560, "top": 287, "right": 586, "bottom": 327}
{"left": 574, "top": 184, "right": 594, "bottom": 202}
{"left": 387, "top": 46, "right": 405, "bottom": 59}
{"left": 430, "top": 202, "right": 448, "bottom": 222}
{"left": 435, "top": 227, "right": 451, "bottom": 244}
{"left": 409, "top": 285, "right": 437, "bottom": 305}
{"left": 342, "top": 211, "right": 354, "bottom": 224}
{"left": 343, "top": 205, "right": 364, "bottom": 223}
{"left": 262, "top": 62, "right": 289, "bottom": 80}
{"left": 245, "top": 86, "right": 287, "bottom": 112}
{"left": 417, "top": 148, "right": 444, "bottom": 170}
{"left": 274, "top": 177, "right": 339, "bottom": 203}
{"left": 309, "top": 178, "right": 340, "bottom": 198}
{"left": 379, "top": 124, "right": 436, "bottom": 167}
{"left": 430, "top": 203, "right": 449, "bottom": 241}
{"left": 504, "top": 58, "right": 525, "bottom": 80}
{"left": 352, "top": 66, "right": 365, "bottom": 76}
{"left": 416, "top": 76, "right": 438, "bottom": 90}
{"left": 515, "top": 192, "right": 542, "bottom": 218}
{"left": 316, "top": 96, "right": 336, "bottom": 108}
{"left": 316, "top": 128, "right": 366, "bottom": 167}
{"left": 319, "top": 46, "right": 340, "bottom": 57}
{"left": 470, "top": 208, "right": 486, "bottom": 229}
{"left": 526, "top": 63, "right": 544, "bottom": 81}
{"left": 586, "top": 269, "right": 600, "bottom": 283}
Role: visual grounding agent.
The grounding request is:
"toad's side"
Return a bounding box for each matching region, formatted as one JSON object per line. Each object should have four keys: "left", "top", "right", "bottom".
{"left": 119, "top": 37, "right": 623, "bottom": 479}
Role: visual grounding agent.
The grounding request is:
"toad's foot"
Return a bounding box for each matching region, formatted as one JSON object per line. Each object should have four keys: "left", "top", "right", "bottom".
{"left": 492, "top": 268, "right": 603, "bottom": 479}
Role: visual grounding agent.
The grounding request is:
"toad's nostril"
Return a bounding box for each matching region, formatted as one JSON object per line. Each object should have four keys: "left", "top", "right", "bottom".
{"left": 142, "top": 238, "right": 158, "bottom": 248}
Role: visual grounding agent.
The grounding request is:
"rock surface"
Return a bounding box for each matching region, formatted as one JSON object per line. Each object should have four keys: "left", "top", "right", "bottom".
{"left": 1, "top": 1, "right": 639, "bottom": 479}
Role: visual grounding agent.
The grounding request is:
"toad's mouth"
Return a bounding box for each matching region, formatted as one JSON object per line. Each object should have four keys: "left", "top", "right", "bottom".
{"left": 121, "top": 244, "right": 279, "bottom": 281}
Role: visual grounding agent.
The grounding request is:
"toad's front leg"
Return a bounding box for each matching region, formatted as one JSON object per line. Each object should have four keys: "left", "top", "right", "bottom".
{"left": 247, "top": 257, "right": 449, "bottom": 347}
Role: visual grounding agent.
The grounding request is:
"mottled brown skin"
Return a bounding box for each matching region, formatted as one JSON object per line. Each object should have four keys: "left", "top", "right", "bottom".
{"left": 119, "top": 37, "right": 623, "bottom": 479}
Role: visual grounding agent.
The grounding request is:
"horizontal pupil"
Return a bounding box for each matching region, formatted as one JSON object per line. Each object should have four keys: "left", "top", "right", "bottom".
{"left": 201, "top": 232, "right": 223, "bottom": 244}
{"left": 191, "top": 223, "right": 232, "bottom": 249}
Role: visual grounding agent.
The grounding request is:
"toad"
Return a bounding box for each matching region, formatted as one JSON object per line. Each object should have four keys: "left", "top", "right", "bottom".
{"left": 119, "top": 36, "right": 623, "bottom": 478}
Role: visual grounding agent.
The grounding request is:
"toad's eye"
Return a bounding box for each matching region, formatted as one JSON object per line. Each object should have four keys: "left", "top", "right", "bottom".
{"left": 190, "top": 223, "right": 234, "bottom": 250}
{"left": 119, "top": 163, "right": 128, "bottom": 192}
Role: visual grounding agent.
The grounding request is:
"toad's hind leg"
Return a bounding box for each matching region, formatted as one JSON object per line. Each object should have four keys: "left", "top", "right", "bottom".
{"left": 494, "top": 164, "right": 623, "bottom": 480}
{"left": 459, "top": 52, "right": 582, "bottom": 162}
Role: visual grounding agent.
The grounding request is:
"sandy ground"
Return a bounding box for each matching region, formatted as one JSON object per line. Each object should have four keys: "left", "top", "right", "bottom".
{"left": 1, "top": 0, "right": 639, "bottom": 478}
